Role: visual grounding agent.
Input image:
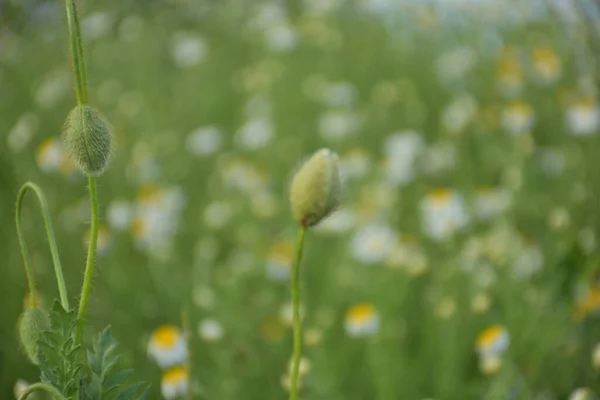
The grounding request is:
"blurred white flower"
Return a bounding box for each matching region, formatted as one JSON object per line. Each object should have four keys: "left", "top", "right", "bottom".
{"left": 569, "top": 388, "right": 593, "bottom": 400}
{"left": 148, "top": 325, "right": 188, "bottom": 369}
{"left": 161, "top": 367, "right": 189, "bottom": 399}
{"left": 198, "top": 319, "right": 224, "bottom": 342}
{"left": 567, "top": 98, "right": 599, "bottom": 136}
{"left": 502, "top": 100, "right": 535, "bottom": 134}
{"left": 322, "top": 81, "right": 358, "bottom": 107}
{"left": 345, "top": 303, "right": 380, "bottom": 337}
{"left": 339, "top": 148, "right": 371, "bottom": 182}
{"left": 441, "top": 94, "right": 478, "bottom": 134}
{"left": 265, "top": 23, "right": 299, "bottom": 52}
{"left": 351, "top": 223, "right": 398, "bottom": 264}
{"left": 421, "top": 189, "right": 469, "bottom": 241}
{"left": 203, "top": 201, "right": 235, "bottom": 230}
{"left": 235, "top": 117, "right": 274, "bottom": 150}
{"left": 474, "top": 187, "right": 511, "bottom": 220}
{"left": 7, "top": 112, "right": 38, "bottom": 153}
{"left": 512, "top": 242, "right": 543, "bottom": 279}
{"left": 421, "top": 141, "right": 457, "bottom": 176}
{"left": 82, "top": 11, "right": 113, "bottom": 40}
{"left": 171, "top": 33, "right": 208, "bottom": 68}
{"left": 119, "top": 14, "right": 145, "bottom": 42}
{"left": 531, "top": 46, "right": 562, "bottom": 84}
{"left": 436, "top": 47, "right": 476, "bottom": 84}
{"left": 35, "top": 69, "right": 70, "bottom": 109}
{"left": 221, "top": 158, "right": 267, "bottom": 194}
{"left": 265, "top": 240, "right": 293, "bottom": 282}
{"left": 318, "top": 110, "right": 360, "bottom": 140}
{"left": 106, "top": 200, "right": 133, "bottom": 231}
{"left": 476, "top": 325, "right": 509, "bottom": 360}
{"left": 315, "top": 208, "right": 356, "bottom": 234}
{"left": 186, "top": 126, "right": 223, "bottom": 156}
{"left": 280, "top": 302, "right": 305, "bottom": 327}
{"left": 13, "top": 379, "right": 30, "bottom": 399}
{"left": 251, "top": 190, "right": 279, "bottom": 219}
{"left": 537, "top": 148, "right": 565, "bottom": 177}
{"left": 382, "top": 131, "right": 424, "bottom": 186}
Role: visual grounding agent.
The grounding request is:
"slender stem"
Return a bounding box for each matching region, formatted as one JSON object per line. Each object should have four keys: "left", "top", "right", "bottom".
{"left": 289, "top": 226, "right": 307, "bottom": 400}
{"left": 181, "top": 307, "right": 193, "bottom": 400}
{"left": 76, "top": 176, "right": 98, "bottom": 344}
{"left": 17, "top": 382, "right": 67, "bottom": 400}
{"left": 64, "top": 0, "right": 88, "bottom": 104}
{"left": 16, "top": 182, "right": 70, "bottom": 310}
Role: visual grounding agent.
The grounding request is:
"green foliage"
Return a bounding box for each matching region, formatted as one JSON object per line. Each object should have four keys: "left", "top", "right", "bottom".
{"left": 37, "top": 301, "right": 82, "bottom": 399}
{"left": 82, "top": 326, "right": 148, "bottom": 400}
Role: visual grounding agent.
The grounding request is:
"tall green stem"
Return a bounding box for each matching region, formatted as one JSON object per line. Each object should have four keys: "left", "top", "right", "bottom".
{"left": 16, "top": 182, "right": 70, "bottom": 310}
{"left": 290, "top": 227, "right": 306, "bottom": 400}
{"left": 76, "top": 177, "right": 98, "bottom": 344}
{"left": 17, "top": 382, "right": 67, "bottom": 400}
{"left": 64, "top": 0, "right": 88, "bottom": 105}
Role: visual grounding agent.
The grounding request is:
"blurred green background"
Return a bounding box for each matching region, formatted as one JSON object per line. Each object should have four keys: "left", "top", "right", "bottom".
{"left": 3, "top": 0, "right": 600, "bottom": 398}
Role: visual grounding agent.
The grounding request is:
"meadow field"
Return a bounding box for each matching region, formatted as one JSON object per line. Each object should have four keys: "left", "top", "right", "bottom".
{"left": 2, "top": 0, "right": 600, "bottom": 399}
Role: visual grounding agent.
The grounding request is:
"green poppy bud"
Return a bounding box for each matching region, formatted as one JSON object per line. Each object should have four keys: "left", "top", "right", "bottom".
{"left": 290, "top": 148, "right": 341, "bottom": 227}
{"left": 62, "top": 105, "right": 112, "bottom": 176}
{"left": 19, "top": 307, "right": 49, "bottom": 365}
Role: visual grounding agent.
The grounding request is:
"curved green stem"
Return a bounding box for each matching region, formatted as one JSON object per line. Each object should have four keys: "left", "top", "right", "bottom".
{"left": 289, "top": 226, "right": 306, "bottom": 400}
{"left": 16, "top": 182, "right": 70, "bottom": 310}
{"left": 76, "top": 176, "right": 98, "bottom": 345}
{"left": 17, "top": 382, "right": 67, "bottom": 400}
{"left": 64, "top": 0, "right": 88, "bottom": 104}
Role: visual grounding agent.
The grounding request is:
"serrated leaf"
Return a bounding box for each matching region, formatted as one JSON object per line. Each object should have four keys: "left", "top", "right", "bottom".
{"left": 37, "top": 299, "right": 83, "bottom": 398}
{"left": 82, "top": 326, "right": 148, "bottom": 400}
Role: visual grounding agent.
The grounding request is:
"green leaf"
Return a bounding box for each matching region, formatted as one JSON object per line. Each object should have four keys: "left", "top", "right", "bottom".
{"left": 81, "top": 326, "right": 149, "bottom": 400}
{"left": 37, "top": 300, "right": 83, "bottom": 399}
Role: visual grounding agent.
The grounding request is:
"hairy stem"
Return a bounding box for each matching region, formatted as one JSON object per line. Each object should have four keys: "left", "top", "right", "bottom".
{"left": 76, "top": 176, "right": 98, "bottom": 344}
{"left": 64, "top": 0, "right": 88, "bottom": 104}
{"left": 17, "top": 382, "right": 67, "bottom": 400}
{"left": 16, "top": 182, "right": 69, "bottom": 310}
{"left": 290, "top": 226, "right": 306, "bottom": 400}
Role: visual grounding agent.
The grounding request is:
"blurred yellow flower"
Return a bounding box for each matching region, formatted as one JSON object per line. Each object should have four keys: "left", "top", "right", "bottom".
{"left": 345, "top": 303, "right": 380, "bottom": 337}
{"left": 161, "top": 366, "right": 189, "bottom": 400}
{"left": 148, "top": 325, "right": 187, "bottom": 369}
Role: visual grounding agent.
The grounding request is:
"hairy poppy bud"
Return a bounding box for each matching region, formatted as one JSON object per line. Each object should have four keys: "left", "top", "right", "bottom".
{"left": 62, "top": 105, "right": 112, "bottom": 176}
{"left": 290, "top": 148, "right": 341, "bottom": 227}
{"left": 19, "top": 307, "right": 49, "bottom": 365}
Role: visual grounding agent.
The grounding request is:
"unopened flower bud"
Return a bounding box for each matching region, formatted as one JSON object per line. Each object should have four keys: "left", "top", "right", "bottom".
{"left": 62, "top": 105, "right": 112, "bottom": 176}
{"left": 19, "top": 307, "right": 49, "bottom": 365}
{"left": 290, "top": 148, "right": 341, "bottom": 227}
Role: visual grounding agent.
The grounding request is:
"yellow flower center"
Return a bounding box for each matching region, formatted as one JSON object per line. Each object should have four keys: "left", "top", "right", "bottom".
{"left": 346, "top": 304, "right": 376, "bottom": 324}
{"left": 476, "top": 325, "right": 505, "bottom": 349}
{"left": 152, "top": 325, "right": 180, "bottom": 349}
{"left": 429, "top": 188, "right": 452, "bottom": 205}
{"left": 162, "top": 366, "right": 188, "bottom": 384}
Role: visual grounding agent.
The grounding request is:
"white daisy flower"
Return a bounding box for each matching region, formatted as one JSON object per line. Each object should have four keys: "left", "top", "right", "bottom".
{"left": 315, "top": 208, "right": 356, "bottom": 234}
{"left": 351, "top": 223, "right": 398, "bottom": 264}
{"left": 106, "top": 200, "right": 133, "bottom": 231}
{"left": 13, "top": 379, "right": 31, "bottom": 399}
{"left": 475, "top": 325, "right": 509, "bottom": 359}
{"left": 436, "top": 47, "right": 476, "bottom": 85}
{"left": 7, "top": 112, "right": 38, "bottom": 153}
{"left": 265, "top": 23, "right": 299, "bottom": 53}
{"left": 161, "top": 367, "right": 189, "bottom": 399}
{"left": 569, "top": 388, "right": 593, "bottom": 400}
{"left": 186, "top": 126, "right": 223, "bottom": 156}
{"left": 148, "top": 325, "right": 188, "bottom": 369}
{"left": 265, "top": 240, "right": 293, "bottom": 282}
{"left": 221, "top": 158, "right": 267, "bottom": 194}
{"left": 512, "top": 241, "right": 543, "bottom": 279}
{"left": 35, "top": 137, "right": 62, "bottom": 174}
{"left": 502, "top": 100, "right": 535, "bottom": 134}
{"left": 567, "top": 98, "right": 600, "bottom": 136}
{"left": 82, "top": 11, "right": 113, "bottom": 40}
{"left": 537, "top": 148, "right": 565, "bottom": 177}
{"left": 235, "top": 117, "right": 274, "bottom": 150}
{"left": 420, "top": 189, "right": 469, "bottom": 241}
{"left": 198, "top": 319, "right": 224, "bottom": 343}
{"left": 339, "top": 148, "right": 371, "bottom": 182}
{"left": 441, "top": 94, "right": 478, "bottom": 134}
{"left": 420, "top": 141, "right": 457, "bottom": 176}
{"left": 382, "top": 131, "right": 424, "bottom": 186}
{"left": 279, "top": 302, "right": 305, "bottom": 327}
{"left": 344, "top": 303, "right": 380, "bottom": 337}
{"left": 531, "top": 46, "right": 562, "bottom": 84}
{"left": 171, "top": 33, "right": 208, "bottom": 68}
{"left": 474, "top": 187, "right": 511, "bottom": 220}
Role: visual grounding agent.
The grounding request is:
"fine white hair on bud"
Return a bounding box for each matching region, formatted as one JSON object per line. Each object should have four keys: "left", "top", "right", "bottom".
{"left": 19, "top": 307, "right": 50, "bottom": 365}
{"left": 289, "top": 148, "right": 341, "bottom": 227}
{"left": 62, "top": 105, "right": 112, "bottom": 176}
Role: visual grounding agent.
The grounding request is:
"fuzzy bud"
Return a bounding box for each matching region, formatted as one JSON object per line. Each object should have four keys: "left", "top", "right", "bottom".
{"left": 290, "top": 148, "right": 341, "bottom": 227}
{"left": 62, "top": 105, "right": 112, "bottom": 176}
{"left": 19, "top": 307, "right": 49, "bottom": 365}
